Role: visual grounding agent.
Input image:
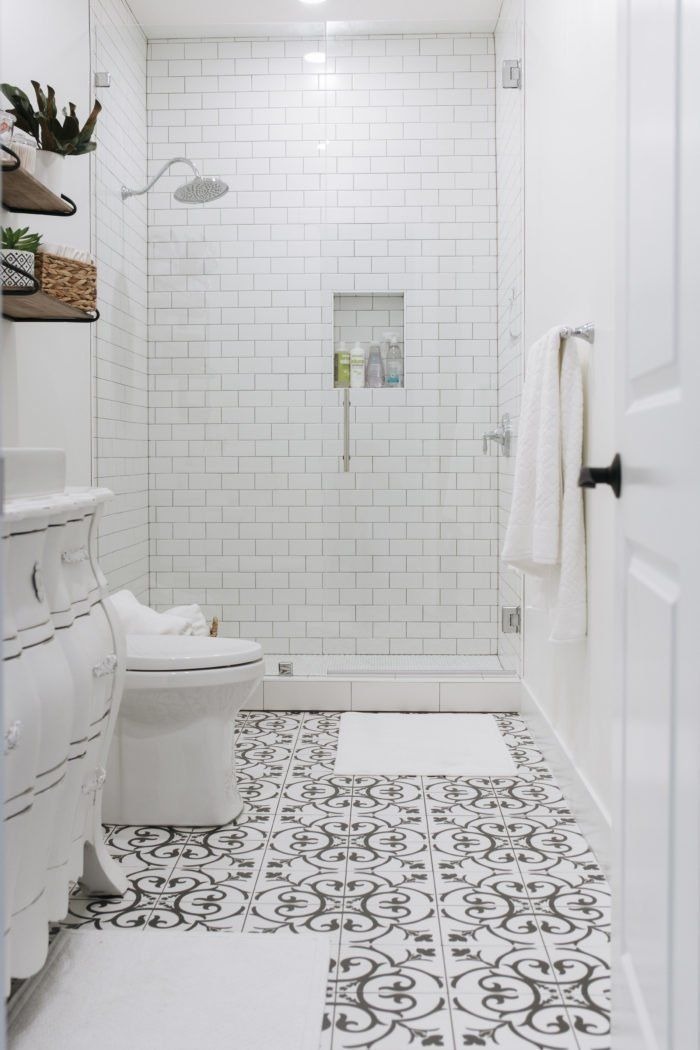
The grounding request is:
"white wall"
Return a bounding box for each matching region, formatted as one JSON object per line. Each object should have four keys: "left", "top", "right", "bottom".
{"left": 522, "top": 0, "right": 617, "bottom": 823}
{"left": 146, "top": 34, "right": 501, "bottom": 657}
{"left": 91, "top": 0, "right": 149, "bottom": 597}
{"left": 0, "top": 0, "right": 93, "bottom": 485}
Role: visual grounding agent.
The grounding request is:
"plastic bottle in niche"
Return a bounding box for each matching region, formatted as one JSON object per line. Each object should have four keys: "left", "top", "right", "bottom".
{"left": 384, "top": 333, "right": 403, "bottom": 387}
{"left": 335, "top": 341, "right": 350, "bottom": 387}
{"left": 350, "top": 342, "right": 365, "bottom": 388}
{"left": 366, "top": 342, "right": 384, "bottom": 388}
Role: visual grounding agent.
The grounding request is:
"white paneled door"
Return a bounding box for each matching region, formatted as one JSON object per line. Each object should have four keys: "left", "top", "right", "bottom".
{"left": 615, "top": 1, "right": 700, "bottom": 1048}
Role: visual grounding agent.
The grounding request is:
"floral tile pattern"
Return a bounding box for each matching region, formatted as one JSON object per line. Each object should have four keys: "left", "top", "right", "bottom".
{"left": 67, "top": 711, "right": 611, "bottom": 1049}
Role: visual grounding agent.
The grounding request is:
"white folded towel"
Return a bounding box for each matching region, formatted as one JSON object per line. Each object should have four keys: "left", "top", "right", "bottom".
{"left": 110, "top": 590, "right": 193, "bottom": 636}
{"left": 166, "top": 604, "right": 209, "bottom": 637}
{"left": 502, "top": 326, "right": 587, "bottom": 642}
{"left": 38, "top": 243, "right": 95, "bottom": 266}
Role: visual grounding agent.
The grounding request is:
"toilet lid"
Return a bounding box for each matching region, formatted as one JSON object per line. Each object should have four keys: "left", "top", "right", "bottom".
{"left": 126, "top": 635, "right": 263, "bottom": 672}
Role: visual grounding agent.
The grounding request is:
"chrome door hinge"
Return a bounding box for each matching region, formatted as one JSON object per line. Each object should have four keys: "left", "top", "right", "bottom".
{"left": 502, "top": 59, "right": 522, "bottom": 89}
{"left": 502, "top": 606, "right": 521, "bottom": 634}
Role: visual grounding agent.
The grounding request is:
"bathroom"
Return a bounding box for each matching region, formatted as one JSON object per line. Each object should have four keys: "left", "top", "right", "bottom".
{"left": 1, "top": 0, "right": 697, "bottom": 1047}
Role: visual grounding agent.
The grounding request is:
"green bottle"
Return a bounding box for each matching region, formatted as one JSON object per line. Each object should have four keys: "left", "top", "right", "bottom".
{"left": 335, "top": 342, "right": 350, "bottom": 387}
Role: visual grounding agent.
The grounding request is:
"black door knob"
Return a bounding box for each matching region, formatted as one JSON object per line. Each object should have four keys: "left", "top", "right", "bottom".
{"left": 578, "top": 453, "right": 622, "bottom": 499}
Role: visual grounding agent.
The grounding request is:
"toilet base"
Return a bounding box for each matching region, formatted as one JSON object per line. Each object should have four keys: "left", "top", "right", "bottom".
{"left": 104, "top": 789, "right": 245, "bottom": 829}
{"left": 104, "top": 656, "right": 263, "bottom": 828}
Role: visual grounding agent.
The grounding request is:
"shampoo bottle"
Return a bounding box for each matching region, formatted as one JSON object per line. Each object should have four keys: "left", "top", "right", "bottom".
{"left": 350, "top": 342, "right": 365, "bottom": 388}
{"left": 335, "top": 342, "right": 350, "bottom": 387}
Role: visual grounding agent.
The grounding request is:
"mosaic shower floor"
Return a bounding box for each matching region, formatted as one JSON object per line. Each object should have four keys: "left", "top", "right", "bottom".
{"left": 65, "top": 712, "right": 611, "bottom": 1050}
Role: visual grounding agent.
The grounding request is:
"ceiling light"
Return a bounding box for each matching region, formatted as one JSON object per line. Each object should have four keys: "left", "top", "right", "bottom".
{"left": 299, "top": 0, "right": 327, "bottom": 4}
{"left": 304, "top": 51, "right": 326, "bottom": 64}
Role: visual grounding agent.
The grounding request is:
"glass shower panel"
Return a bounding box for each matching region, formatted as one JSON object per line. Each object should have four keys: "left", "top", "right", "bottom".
{"left": 275, "top": 24, "right": 504, "bottom": 674}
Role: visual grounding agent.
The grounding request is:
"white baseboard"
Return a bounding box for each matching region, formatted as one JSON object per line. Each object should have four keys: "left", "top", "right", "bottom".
{"left": 521, "top": 681, "right": 611, "bottom": 872}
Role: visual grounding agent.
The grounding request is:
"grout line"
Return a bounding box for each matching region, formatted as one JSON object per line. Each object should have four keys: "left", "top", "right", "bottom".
{"left": 237, "top": 711, "right": 307, "bottom": 932}
{"left": 420, "top": 776, "right": 458, "bottom": 1050}
{"left": 322, "top": 712, "right": 348, "bottom": 1050}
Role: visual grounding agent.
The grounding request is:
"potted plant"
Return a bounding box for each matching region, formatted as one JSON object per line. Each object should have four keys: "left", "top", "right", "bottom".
{"left": 0, "top": 81, "right": 101, "bottom": 195}
{"left": 1, "top": 225, "right": 42, "bottom": 289}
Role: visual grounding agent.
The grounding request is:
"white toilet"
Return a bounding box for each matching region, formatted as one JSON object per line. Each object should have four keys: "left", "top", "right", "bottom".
{"left": 104, "top": 635, "right": 264, "bottom": 827}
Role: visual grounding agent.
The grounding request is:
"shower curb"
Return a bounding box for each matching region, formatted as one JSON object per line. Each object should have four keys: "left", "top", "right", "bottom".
{"left": 244, "top": 675, "right": 522, "bottom": 713}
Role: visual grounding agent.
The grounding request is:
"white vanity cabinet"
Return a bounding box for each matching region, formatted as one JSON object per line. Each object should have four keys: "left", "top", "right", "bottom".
{"left": 2, "top": 519, "right": 40, "bottom": 995}
{"left": 2, "top": 452, "right": 127, "bottom": 985}
{"left": 5, "top": 502, "right": 76, "bottom": 978}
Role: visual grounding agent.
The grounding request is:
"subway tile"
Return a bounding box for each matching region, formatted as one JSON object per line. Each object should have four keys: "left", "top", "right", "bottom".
{"left": 351, "top": 680, "right": 440, "bottom": 712}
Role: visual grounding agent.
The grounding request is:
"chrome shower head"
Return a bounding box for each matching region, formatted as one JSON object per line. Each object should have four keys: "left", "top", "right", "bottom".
{"left": 121, "top": 157, "right": 229, "bottom": 204}
{"left": 174, "top": 175, "right": 229, "bottom": 203}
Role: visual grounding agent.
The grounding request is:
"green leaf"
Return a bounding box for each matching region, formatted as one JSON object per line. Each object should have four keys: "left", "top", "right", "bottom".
{"left": 76, "top": 99, "right": 102, "bottom": 149}
{"left": 25, "top": 81, "right": 101, "bottom": 155}
{"left": 1, "top": 225, "right": 42, "bottom": 252}
{"left": 62, "top": 102, "right": 80, "bottom": 140}
{"left": 0, "top": 82, "right": 39, "bottom": 139}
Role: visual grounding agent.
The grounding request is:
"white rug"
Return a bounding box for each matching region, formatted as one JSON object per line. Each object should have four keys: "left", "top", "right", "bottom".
{"left": 335, "top": 713, "right": 518, "bottom": 776}
{"left": 9, "top": 930, "right": 329, "bottom": 1050}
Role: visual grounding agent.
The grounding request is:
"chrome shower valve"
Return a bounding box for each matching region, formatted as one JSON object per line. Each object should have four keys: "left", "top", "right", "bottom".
{"left": 482, "top": 414, "right": 513, "bottom": 457}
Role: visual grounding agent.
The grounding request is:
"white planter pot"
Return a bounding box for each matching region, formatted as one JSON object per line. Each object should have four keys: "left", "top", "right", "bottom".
{"left": 1, "top": 248, "right": 35, "bottom": 289}
{"left": 34, "top": 150, "right": 64, "bottom": 198}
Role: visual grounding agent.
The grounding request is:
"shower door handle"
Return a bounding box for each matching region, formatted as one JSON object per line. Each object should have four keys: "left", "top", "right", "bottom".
{"left": 343, "top": 389, "right": 350, "bottom": 473}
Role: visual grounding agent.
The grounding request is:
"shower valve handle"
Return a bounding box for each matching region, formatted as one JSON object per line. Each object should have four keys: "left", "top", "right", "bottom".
{"left": 482, "top": 414, "right": 513, "bottom": 457}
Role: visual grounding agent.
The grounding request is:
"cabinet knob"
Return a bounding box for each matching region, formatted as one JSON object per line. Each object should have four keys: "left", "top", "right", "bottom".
{"left": 4, "top": 721, "right": 23, "bottom": 754}
{"left": 62, "top": 547, "right": 89, "bottom": 564}
{"left": 82, "top": 766, "right": 107, "bottom": 795}
{"left": 93, "top": 653, "right": 118, "bottom": 678}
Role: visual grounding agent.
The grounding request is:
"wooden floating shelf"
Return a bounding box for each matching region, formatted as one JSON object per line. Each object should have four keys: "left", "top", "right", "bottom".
{"left": 1, "top": 149, "right": 76, "bottom": 216}
{"left": 2, "top": 287, "right": 98, "bottom": 323}
{"left": 0, "top": 147, "right": 97, "bottom": 321}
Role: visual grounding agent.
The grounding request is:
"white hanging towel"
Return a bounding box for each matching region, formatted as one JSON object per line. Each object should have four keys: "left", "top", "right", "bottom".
{"left": 502, "top": 326, "right": 587, "bottom": 641}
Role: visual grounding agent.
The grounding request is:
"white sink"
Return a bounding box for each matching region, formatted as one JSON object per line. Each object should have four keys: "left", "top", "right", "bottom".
{"left": 2, "top": 448, "right": 67, "bottom": 501}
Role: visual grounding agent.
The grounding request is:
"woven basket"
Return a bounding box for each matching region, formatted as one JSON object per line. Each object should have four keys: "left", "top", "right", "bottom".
{"left": 35, "top": 251, "right": 96, "bottom": 313}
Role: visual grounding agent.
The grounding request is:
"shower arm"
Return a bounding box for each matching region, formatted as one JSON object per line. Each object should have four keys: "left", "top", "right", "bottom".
{"left": 121, "top": 157, "right": 201, "bottom": 201}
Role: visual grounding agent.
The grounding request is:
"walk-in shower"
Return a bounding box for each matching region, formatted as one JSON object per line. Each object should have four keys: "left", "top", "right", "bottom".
{"left": 95, "top": 12, "right": 524, "bottom": 681}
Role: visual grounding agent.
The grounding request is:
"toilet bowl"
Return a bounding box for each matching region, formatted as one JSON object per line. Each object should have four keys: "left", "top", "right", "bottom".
{"left": 103, "top": 635, "right": 264, "bottom": 827}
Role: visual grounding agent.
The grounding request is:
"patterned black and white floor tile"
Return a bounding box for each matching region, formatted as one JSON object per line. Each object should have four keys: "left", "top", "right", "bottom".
{"left": 64, "top": 711, "right": 611, "bottom": 1050}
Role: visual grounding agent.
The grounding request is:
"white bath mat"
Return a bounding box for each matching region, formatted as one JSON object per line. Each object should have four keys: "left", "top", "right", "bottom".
{"left": 9, "top": 930, "right": 329, "bottom": 1050}
{"left": 335, "top": 712, "right": 517, "bottom": 776}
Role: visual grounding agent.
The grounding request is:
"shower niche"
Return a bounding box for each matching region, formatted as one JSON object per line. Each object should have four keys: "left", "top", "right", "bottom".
{"left": 332, "top": 292, "right": 405, "bottom": 390}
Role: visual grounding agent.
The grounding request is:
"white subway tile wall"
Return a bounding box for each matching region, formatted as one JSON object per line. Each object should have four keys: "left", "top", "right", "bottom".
{"left": 495, "top": 4, "right": 524, "bottom": 674}
{"left": 333, "top": 296, "right": 405, "bottom": 344}
{"left": 146, "top": 33, "right": 499, "bottom": 658}
{"left": 92, "top": 0, "right": 149, "bottom": 598}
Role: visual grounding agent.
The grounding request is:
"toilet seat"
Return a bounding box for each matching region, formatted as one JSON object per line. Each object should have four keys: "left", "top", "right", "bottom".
{"left": 126, "top": 635, "right": 263, "bottom": 672}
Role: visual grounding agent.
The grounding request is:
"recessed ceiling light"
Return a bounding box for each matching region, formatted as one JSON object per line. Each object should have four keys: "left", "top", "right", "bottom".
{"left": 304, "top": 51, "right": 326, "bottom": 64}
{"left": 299, "top": 0, "right": 327, "bottom": 4}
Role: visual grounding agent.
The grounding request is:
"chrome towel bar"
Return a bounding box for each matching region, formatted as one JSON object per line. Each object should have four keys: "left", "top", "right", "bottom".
{"left": 561, "top": 322, "right": 595, "bottom": 343}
